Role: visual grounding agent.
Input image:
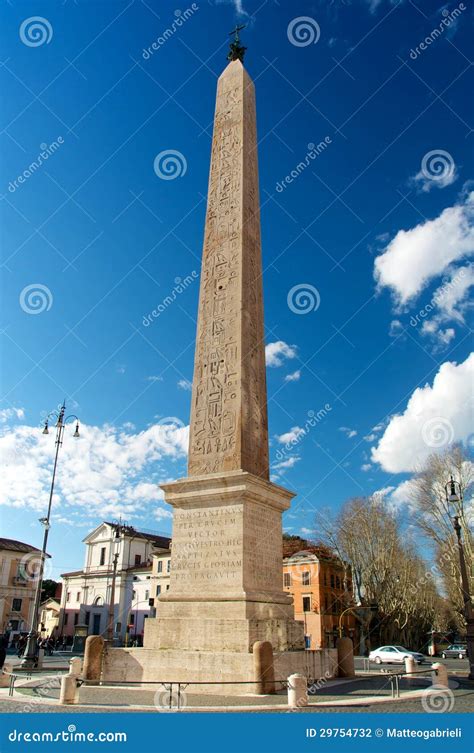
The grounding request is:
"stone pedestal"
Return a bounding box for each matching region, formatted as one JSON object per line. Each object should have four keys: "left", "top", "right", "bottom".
{"left": 144, "top": 471, "right": 305, "bottom": 657}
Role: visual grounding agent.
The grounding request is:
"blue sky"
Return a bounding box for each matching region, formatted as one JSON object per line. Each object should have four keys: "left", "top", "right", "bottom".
{"left": 1, "top": 0, "right": 473, "bottom": 580}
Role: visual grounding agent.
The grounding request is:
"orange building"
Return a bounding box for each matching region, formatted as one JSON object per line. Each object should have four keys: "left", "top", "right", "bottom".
{"left": 282, "top": 540, "right": 356, "bottom": 649}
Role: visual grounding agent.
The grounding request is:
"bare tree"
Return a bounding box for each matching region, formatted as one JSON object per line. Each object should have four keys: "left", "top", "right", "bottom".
{"left": 408, "top": 445, "right": 473, "bottom": 622}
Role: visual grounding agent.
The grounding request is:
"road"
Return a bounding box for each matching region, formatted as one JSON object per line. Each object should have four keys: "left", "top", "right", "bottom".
{"left": 354, "top": 655, "right": 468, "bottom": 674}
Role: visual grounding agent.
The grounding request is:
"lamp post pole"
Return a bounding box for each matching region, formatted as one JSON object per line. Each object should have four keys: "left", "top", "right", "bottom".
{"left": 445, "top": 476, "right": 474, "bottom": 680}
{"left": 21, "top": 401, "right": 80, "bottom": 668}
{"left": 106, "top": 524, "right": 126, "bottom": 644}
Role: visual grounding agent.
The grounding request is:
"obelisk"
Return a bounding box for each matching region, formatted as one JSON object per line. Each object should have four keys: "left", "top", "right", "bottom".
{"left": 143, "top": 31, "right": 307, "bottom": 687}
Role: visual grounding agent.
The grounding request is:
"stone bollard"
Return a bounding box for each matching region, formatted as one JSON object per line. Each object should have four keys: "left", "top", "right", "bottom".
{"left": 59, "top": 660, "right": 81, "bottom": 705}
{"left": 288, "top": 673, "right": 308, "bottom": 709}
{"left": 0, "top": 663, "right": 12, "bottom": 688}
{"left": 83, "top": 635, "right": 104, "bottom": 683}
{"left": 404, "top": 656, "right": 417, "bottom": 681}
{"left": 337, "top": 637, "right": 355, "bottom": 678}
{"left": 432, "top": 662, "right": 449, "bottom": 688}
{"left": 253, "top": 641, "right": 275, "bottom": 695}
{"left": 69, "top": 657, "right": 82, "bottom": 676}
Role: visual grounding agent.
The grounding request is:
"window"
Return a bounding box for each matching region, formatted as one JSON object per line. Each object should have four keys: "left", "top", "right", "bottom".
{"left": 330, "top": 574, "right": 335, "bottom": 588}
{"left": 74, "top": 613, "right": 79, "bottom": 625}
{"left": 336, "top": 576, "right": 340, "bottom": 589}
{"left": 166, "top": 560, "right": 171, "bottom": 573}
{"left": 85, "top": 611, "right": 90, "bottom": 626}
{"left": 129, "top": 614, "right": 135, "bottom": 625}
{"left": 302, "top": 596, "right": 311, "bottom": 613}
{"left": 283, "top": 572, "right": 291, "bottom": 588}
{"left": 166, "top": 585, "right": 170, "bottom": 591}
{"left": 99, "top": 547, "right": 106, "bottom": 566}
{"left": 145, "top": 590, "right": 149, "bottom": 600}
{"left": 134, "top": 554, "right": 141, "bottom": 566}
{"left": 331, "top": 599, "right": 337, "bottom": 615}
{"left": 76, "top": 592, "right": 81, "bottom": 602}
{"left": 157, "top": 560, "right": 163, "bottom": 573}
{"left": 156, "top": 585, "right": 161, "bottom": 596}
{"left": 64, "top": 613, "right": 69, "bottom": 625}
{"left": 66, "top": 591, "right": 71, "bottom": 602}
{"left": 12, "top": 598, "right": 22, "bottom": 612}
{"left": 302, "top": 571, "right": 310, "bottom": 586}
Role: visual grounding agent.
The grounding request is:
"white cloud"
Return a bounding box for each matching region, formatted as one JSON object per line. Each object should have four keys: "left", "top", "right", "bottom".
{"left": 374, "top": 192, "right": 474, "bottom": 305}
{"left": 363, "top": 433, "right": 377, "bottom": 442}
{"left": 276, "top": 426, "right": 305, "bottom": 444}
{"left": 389, "top": 480, "right": 417, "bottom": 509}
{"left": 411, "top": 165, "right": 457, "bottom": 193}
{"left": 272, "top": 456, "right": 301, "bottom": 471}
{"left": 265, "top": 341, "right": 297, "bottom": 367}
{"left": 0, "top": 407, "right": 25, "bottom": 424}
{"left": 284, "top": 370, "right": 301, "bottom": 383}
{"left": 373, "top": 485, "right": 395, "bottom": 498}
{"left": 215, "top": 0, "right": 248, "bottom": 16}
{"left": 361, "top": 463, "right": 372, "bottom": 472}
{"left": 177, "top": 379, "right": 192, "bottom": 391}
{"left": 0, "top": 418, "right": 188, "bottom": 517}
{"left": 339, "top": 426, "right": 357, "bottom": 438}
{"left": 147, "top": 375, "right": 163, "bottom": 383}
{"left": 389, "top": 319, "right": 403, "bottom": 337}
{"left": 371, "top": 353, "right": 474, "bottom": 473}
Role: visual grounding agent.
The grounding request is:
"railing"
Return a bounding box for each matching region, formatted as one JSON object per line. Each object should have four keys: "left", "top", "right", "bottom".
{"left": 79, "top": 678, "right": 293, "bottom": 709}
{"left": 382, "top": 667, "right": 438, "bottom": 699}
{"left": 5, "top": 666, "right": 70, "bottom": 697}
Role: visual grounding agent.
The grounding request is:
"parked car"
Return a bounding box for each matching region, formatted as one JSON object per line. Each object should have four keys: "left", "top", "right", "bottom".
{"left": 369, "top": 645, "right": 425, "bottom": 664}
{"left": 441, "top": 644, "right": 467, "bottom": 659}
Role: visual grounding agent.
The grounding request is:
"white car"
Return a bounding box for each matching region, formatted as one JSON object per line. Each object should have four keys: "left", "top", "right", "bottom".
{"left": 369, "top": 645, "right": 425, "bottom": 665}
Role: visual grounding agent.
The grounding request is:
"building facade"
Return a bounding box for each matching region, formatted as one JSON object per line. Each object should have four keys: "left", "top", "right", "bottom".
{"left": 0, "top": 538, "right": 49, "bottom": 643}
{"left": 39, "top": 598, "right": 61, "bottom": 639}
{"left": 283, "top": 547, "right": 356, "bottom": 649}
{"left": 59, "top": 522, "right": 171, "bottom": 644}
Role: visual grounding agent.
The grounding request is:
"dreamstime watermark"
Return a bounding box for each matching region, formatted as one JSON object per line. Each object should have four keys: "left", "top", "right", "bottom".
{"left": 18, "top": 551, "right": 53, "bottom": 582}
{"left": 142, "top": 272, "right": 198, "bottom": 326}
{"left": 154, "top": 687, "right": 188, "bottom": 711}
{"left": 142, "top": 5, "right": 199, "bottom": 59}
{"left": 8, "top": 138, "right": 64, "bottom": 193}
{"left": 287, "top": 16, "right": 321, "bottom": 47}
{"left": 286, "top": 550, "right": 319, "bottom": 584}
{"left": 409, "top": 266, "right": 467, "bottom": 328}
{"left": 19, "top": 16, "right": 53, "bottom": 47}
{"left": 421, "top": 417, "right": 454, "bottom": 449}
{"left": 8, "top": 726, "right": 127, "bottom": 743}
{"left": 287, "top": 283, "right": 321, "bottom": 314}
{"left": 409, "top": 3, "right": 466, "bottom": 60}
{"left": 407, "top": 544, "right": 457, "bottom": 596}
{"left": 276, "top": 138, "right": 332, "bottom": 193}
{"left": 157, "top": 416, "right": 186, "bottom": 429}
{"left": 19, "top": 284, "right": 53, "bottom": 315}
{"left": 275, "top": 405, "right": 332, "bottom": 464}
{"left": 154, "top": 150, "right": 187, "bottom": 180}
{"left": 420, "top": 149, "right": 455, "bottom": 185}
{"left": 421, "top": 685, "right": 455, "bottom": 713}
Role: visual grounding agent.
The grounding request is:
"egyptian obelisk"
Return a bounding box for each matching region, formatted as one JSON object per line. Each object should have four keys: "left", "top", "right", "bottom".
{"left": 143, "top": 30, "right": 309, "bottom": 687}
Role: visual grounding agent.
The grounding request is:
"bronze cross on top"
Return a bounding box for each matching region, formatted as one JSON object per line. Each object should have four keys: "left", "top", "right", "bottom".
{"left": 229, "top": 23, "right": 246, "bottom": 42}
{"left": 227, "top": 23, "right": 247, "bottom": 62}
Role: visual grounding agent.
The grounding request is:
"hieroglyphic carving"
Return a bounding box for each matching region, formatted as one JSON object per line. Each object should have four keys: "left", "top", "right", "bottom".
{"left": 188, "top": 61, "right": 269, "bottom": 478}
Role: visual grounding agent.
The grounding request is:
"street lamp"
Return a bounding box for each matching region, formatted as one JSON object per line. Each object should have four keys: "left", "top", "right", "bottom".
{"left": 106, "top": 524, "right": 127, "bottom": 644}
{"left": 444, "top": 475, "right": 474, "bottom": 680}
{"left": 21, "top": 401, "right": 81, "bottom": 668}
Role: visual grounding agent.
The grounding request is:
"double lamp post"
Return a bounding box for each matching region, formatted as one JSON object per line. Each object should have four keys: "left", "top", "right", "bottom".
{"left": 21, "top": 401, "right": 80, "bottom": 668}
